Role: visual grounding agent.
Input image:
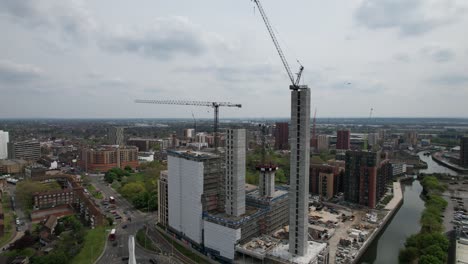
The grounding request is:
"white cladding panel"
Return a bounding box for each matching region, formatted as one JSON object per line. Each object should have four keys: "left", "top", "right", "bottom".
{"left": 168, "top": 155, "right": 204, "bottom": 244}
{"left": 204, "top": 220, "right": 241, "bottom": 260}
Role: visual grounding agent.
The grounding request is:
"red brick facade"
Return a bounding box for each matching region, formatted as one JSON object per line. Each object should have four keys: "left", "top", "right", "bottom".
{"left": 79, "top": 146, "right": 139, "bottom": 172}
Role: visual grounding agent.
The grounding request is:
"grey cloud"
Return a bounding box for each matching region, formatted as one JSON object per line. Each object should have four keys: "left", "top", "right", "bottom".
{"left": 0, "top": 60, "right": 43, "bottom": 83}
{"left": 355, "top": 0, "right": 466, "bottom": 36}
{"left": 421, "top": 47, "right": 455, "bottom": 63}
{"left": 100, "top": 17, "right": 222, "bottom": 60}
{"left": 430, "top": 74, "right": 468, "bottom": 86}
{"left": 394, "top": 53, "right": 411, "bottom": 63}
{"left": 177, "top": 64, "right": 281, "bottom": 83}
{"left": 0, "top": 0, "right": 96, "bottom": 41}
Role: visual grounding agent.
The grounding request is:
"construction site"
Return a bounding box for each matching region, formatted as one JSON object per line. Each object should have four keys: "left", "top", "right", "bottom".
{"left": 153, "top": 0, "right": 405, "bottom": 263}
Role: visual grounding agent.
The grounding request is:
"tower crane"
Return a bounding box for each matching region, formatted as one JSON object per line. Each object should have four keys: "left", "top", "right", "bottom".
{"left": 252, "top": 0, "right": 304, "bottom": 90}
{"left": 135, "top": 99, "right": 241, "bottom": 150}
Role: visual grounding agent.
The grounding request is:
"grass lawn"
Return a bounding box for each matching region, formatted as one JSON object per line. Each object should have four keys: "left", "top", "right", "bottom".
{"left": 0, "top": 194, "right": 14, "bottom": 248}
{"left": 71, "top": 227, "right": 107, "bottom": 264}
{"left": 136, "top": 229, "right": 160, "bottom": 253}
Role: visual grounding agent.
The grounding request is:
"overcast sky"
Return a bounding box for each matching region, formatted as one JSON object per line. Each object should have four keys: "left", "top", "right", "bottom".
{"left": 1, "top": 0, "right": 468, "bottom": 119}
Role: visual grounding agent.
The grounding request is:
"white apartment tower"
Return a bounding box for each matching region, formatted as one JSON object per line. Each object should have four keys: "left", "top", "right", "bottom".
{"left": 225, "top": 129, "right": 246, "bottom": 217}
{"left": 289, "top": 87, "right": 311, "bottom": 256}
{"left": 0, "top": 130, "right": 9, "bottom": 159}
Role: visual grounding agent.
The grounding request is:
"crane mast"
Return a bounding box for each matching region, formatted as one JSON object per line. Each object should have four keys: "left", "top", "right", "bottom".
{"left": 135, "top": 99, "right": 241, "bottom": 150}
{"left": 252, "top": 0, "right": 304, "bottom": 89}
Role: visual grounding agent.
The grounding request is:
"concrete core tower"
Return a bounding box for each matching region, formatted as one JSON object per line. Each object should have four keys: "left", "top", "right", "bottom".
{"left": 258, "top": 165, "right": 277, "bottom": 197}
{"left": 225, "top": 129, "right": 246, "bottom": 217}
{"left": 289, "top": 87, "right": 311, "bottom": 256}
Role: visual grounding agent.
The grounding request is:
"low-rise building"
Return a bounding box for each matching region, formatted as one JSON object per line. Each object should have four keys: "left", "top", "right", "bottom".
{"left": 33, "top": 189, "right": 75, "bottom": 209}
{"left": 0, "top": 159, "right": 29, "bottom": 174}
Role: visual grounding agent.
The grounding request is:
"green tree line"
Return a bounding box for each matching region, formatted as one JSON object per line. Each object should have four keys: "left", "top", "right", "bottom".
{"left": 399, "top": 176, "right": 449, "bottom": 264}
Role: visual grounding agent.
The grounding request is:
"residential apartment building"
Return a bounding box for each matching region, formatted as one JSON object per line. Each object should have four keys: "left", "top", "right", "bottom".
{"left": 158, "top": 171, "right": 169, "bottom": 227}
{"left": 79, "top": 146, "right": 138, "bottom": 172}
{"left": 274, "top": 122, "right": 289, "bottom": 150}
{"left": 344, "top": 150, "right": 378, "bottom": 208}
{"left": 336, "top": 130, "right": 351, "bottom": 150}
{"left": 461, "top": 136, "right": 468, "bottom": 167}
{"left": 8, "top": 140, "right": 41, "bottom": 161}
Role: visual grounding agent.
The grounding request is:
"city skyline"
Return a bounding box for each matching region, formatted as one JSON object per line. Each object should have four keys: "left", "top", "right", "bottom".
{"left": 1, "top": 0, "right": 468, "bottom": 119}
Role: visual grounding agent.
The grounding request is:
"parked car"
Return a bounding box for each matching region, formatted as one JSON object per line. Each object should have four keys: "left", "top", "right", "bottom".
{"left": 122, "top": 224, "right": 128, "bottom": 229}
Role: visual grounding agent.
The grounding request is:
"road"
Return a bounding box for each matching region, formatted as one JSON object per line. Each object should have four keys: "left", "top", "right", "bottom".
{"left": 1, "top": 184, "right": 28, "bottom": 251}
{"left": 90, "top": 175, "right": 164, "bottom": 264}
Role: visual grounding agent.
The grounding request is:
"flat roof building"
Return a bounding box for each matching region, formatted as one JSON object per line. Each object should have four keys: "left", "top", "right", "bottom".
{"left": 158, "top": 171, "right": 168, "bottom": 227}
{"left": 0, "top": 131, "right": 8, "bottom": 160}
{"left": 461, "top": 136, "right": 468, "bottom": 168}
{"left": 344, "top": 150, "right": 378, "bottom": 208}
{"left": 8, "top": 140, "right": 40, "bottom": 161}
{"left": 79, "top": 146, "right": 138, "bottom": 172}
{"left": 167, "top": 150, "right": 224, "bottom": 245}
{"left": 336, "top": 130, "right": 350, "bottom": 150}
{"left": 275, "top": 122, "right": 289, "bottom": 150}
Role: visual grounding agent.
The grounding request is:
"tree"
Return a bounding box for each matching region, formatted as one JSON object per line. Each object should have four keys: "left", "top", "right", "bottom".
{"left": 124, "top": 165, "right": 133, "bottom": 172}
{"left": 419, "top": 255, "right": 443, "bottom": 264}
{"left": 421, "top": 245, "right": 446, "bottom": 263}
{"left": 16, "top": 180, "right": 62, "bottom": 209}
{"left": 399, "top": 247, "right": 418, "bottom": 263}
{"left": 104, "top": 172, "right": 117, "bottom": 183}
{"left": 107, "top": 216, "right": 114, "bottom": 226}
{"left": 120, "top": 182, "right": 145, "bottom": 199}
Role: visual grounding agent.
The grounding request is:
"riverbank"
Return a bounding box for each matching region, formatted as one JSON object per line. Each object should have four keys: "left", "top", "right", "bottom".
{"left": 353, "top": 182, "right": 403, "bottom": 264}
{"left": 432, "top": 152, "right": 468, "bottom": 173}
{"left": 399, "top": 175, "right": 449, "bottom": 263}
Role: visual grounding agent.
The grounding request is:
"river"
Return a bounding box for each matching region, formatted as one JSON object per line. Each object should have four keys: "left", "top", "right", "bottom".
{"left": 359, "top": 151, "right": 458, "bottom": 264}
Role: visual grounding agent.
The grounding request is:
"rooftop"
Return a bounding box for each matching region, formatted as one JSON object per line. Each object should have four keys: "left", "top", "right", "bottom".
{"left": 236, "top": 235, "right": 281, "bottom": 259}
{"left": 268, "top": 241, "right": 328, "bottom": 264}
{"left": 167, "top": 149, "right": 220, "bottom": 161}
{"left": 309, "top": 207, "right": 340, "bottom": 224}
{"left": 457, "top": 238, "right": 468, "bottom": 264}
{"left": 203, "top": 206, "right": 261, "bottom": 228}
{"left": 247, "top": 189, "right": 288, "bottom": 201}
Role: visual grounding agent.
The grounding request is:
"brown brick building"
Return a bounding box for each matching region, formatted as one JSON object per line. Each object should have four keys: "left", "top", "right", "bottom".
{"left": 79, "top": 146, "right": 139, "bottom": 172}
{"left": 33, "top": 189, "right": 75, "bottom": 209}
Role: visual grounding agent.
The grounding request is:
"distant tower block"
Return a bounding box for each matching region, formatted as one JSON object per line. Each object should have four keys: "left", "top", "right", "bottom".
{"left": 257, "top": 165, "right": 278, "bottom": 197}
{"left": 225, "top": 129, "right": 246, "bottom": 217}
{"left": 289, "top": 87, "right": 311, "bottom": 256}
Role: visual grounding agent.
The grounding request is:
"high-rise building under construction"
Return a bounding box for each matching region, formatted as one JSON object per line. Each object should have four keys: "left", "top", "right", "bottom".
{"left": 289, "top": 87, "right": 311, "bottom": 256}
{"left": 225, "top": 129, "right": 246, "bottom": 217}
